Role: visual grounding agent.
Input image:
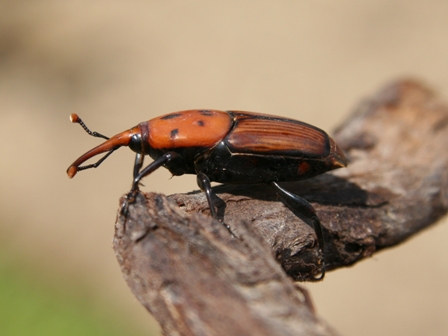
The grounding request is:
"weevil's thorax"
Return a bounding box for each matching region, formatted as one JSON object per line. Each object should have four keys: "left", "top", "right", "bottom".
{"left": 146, "top": 110, "right": 234, "bottom": 149}
{"left": 137, "top": 110, "right": 235, "bottom": 176}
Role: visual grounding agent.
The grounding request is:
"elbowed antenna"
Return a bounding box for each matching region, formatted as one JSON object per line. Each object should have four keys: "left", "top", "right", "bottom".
{"left": 67, "top": 114, "right": 139, "bottom": 178}
{"left": 70, "top": 113, "right": 110, "bottom": 140}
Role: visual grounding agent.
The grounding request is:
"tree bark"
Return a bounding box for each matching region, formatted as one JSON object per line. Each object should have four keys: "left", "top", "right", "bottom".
{"left": 113, "top": 79, "right": 448, "bottom": 336}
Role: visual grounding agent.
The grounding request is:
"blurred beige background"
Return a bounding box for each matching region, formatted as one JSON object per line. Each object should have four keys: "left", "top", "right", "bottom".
{"left": 1, "top": 1, "right": 448, "bottom": 335}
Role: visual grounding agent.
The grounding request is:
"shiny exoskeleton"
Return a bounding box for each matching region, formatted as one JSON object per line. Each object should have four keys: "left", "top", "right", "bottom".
{"left": 67, "top": 110, "right": 347, "bottom": 280}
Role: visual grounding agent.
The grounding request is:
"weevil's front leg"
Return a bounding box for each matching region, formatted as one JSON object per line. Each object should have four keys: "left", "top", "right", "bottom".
{"left": 121, "top": 152, "right": 179, "bottom": 215}
{"left": 131, "top": 152, "right": 179, "bottom": 192}
{"left": 269, "top": 180, "right": 326, "bottom": 280}
{"left": 133, "top": 153, "right": 144, "bottom": 180}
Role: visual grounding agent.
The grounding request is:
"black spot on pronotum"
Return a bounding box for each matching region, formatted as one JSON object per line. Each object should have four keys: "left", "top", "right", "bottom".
{"left": 199, "top": 110, "right": 213, "bottom": 116}
{"left": 197, "top": 120, "right": 205, "bottom": 127}
{"left": 170, "top": 129, "right": 179, "bottom": 139}
{"left": 161, "top": 113, "right": 182, "bottom": 120}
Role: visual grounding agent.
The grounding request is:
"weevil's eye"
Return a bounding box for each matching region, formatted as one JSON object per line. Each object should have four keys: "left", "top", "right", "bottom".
{"left": 129, "top": 133, "right": 142, "bottom": 153}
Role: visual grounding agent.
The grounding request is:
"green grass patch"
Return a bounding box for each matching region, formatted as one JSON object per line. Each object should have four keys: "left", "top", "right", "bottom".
{"left": 0, "top": 256, "right": 153, "bottom": 336}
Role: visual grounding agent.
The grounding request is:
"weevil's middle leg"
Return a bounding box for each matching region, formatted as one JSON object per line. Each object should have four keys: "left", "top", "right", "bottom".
{"left": 196, "top": 172, "right": 234, "bottom": 236}
{"left": 196, "top": 172, "right": 217, "bottom": 218}
{"left": 269, "top": 180, "right": 326, "bottom": 281}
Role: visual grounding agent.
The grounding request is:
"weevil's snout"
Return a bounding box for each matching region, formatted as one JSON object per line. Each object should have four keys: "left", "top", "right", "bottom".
{"left": 67, "top": 126, "right": 141, "bottom": 178}
{"left": 328, "top": 138, "right": 348, "bottom": 170}
{"left": 67, "top": 166, "right": 78, "bottom": 179}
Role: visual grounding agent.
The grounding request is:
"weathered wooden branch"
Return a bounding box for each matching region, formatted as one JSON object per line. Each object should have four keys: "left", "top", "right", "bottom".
{"left": 113, "top": 80, "right": 448, "bottom": 336}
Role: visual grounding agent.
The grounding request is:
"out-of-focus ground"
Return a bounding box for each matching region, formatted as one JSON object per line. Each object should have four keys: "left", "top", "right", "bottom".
{"left": 1, "top": 1, "right": 448, "bottom": 335}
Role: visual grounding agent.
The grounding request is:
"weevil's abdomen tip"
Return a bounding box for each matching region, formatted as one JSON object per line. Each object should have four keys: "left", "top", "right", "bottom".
{"left": 70, "top": 113, "right": 79, "bottom": 123}
{"left": 67, "top": 166, "right": 77, "bottom": 178}
{"left": 328, "top": 137, "right": 348, "bottom": 170}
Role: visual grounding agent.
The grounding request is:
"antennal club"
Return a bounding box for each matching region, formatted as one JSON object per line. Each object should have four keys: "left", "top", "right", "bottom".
{"left": 70, "top": 113, "right": 109, "bottom": 140}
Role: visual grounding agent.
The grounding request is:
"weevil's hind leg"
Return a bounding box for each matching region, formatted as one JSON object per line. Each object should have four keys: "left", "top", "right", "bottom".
{"left": 196, "top": 172, "right": 234, "bottom": 236}
{"left": 269, "top": 180, "right": 326, "bottom": 281}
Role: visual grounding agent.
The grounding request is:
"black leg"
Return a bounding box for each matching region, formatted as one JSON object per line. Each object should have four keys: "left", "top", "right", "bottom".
{"left": 269, "top": 181, "right": 325, "bottom": 280}
{"left": 196, "top": 172, "right": 234, "bottom": 235}
{"left": 131, "top": 152, "right": 178, "bottom": 192}
{"left": 133, "top": 153, "right": 144, "bottom": 180}
{"left": 121, "top": 152, "right": 179, "bottom": 216}
{"left": 196, "top": 173, "right": 217, "bottom": 218}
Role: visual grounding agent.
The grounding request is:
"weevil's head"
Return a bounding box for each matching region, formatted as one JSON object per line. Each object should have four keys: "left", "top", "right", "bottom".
{"left": 67, "top": 122, "right": 144, "bottom": 179}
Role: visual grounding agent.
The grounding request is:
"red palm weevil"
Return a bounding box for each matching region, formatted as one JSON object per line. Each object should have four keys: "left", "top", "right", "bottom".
{"left": 67, "top": 110, "right": 347, "bottom": 280}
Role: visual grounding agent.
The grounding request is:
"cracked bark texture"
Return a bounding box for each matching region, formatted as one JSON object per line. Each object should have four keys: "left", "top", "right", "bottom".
{"left": 113, "top": 79, "right": 448, "bottom": 336}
